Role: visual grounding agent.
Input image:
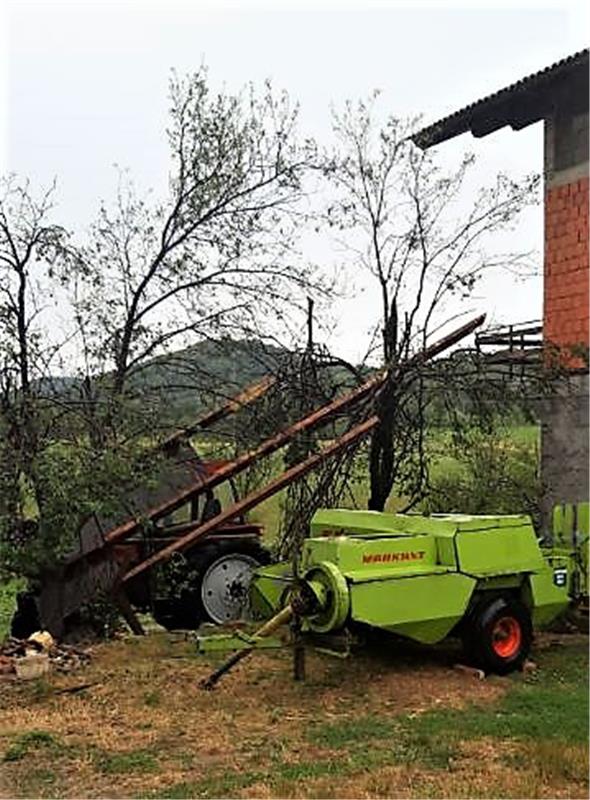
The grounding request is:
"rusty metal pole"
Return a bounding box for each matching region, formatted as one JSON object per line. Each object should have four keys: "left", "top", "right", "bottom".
{"left": 121, "top": 314, "right": 486, "bottom": 582}
{"left": 103, "top": 314, "right": 487, "bottom": 550}
{"left": 123, "top": 418, "right": 378, "bottom": 583}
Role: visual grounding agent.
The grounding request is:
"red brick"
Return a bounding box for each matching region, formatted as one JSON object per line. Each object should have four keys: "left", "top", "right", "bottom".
{"left": 545, "top": 175, "right": 589, "bottom": 359}
{"left": 573, "top": 192, "right": 587, "bottom": 208}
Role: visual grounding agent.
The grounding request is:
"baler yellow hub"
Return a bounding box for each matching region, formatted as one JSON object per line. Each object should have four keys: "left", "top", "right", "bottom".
{"left": 300, "top": 561, "right": 350, "bottom": 634}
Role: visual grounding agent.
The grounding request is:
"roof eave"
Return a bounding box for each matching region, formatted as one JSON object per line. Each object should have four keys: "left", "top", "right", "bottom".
{"left": 412, "top": 48, "right": 589, "bottom": 150}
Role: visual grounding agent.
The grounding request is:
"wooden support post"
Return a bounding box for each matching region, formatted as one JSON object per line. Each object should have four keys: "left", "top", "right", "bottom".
{"left": 113, "top": 587, "right": 145, "bottom": 636}
{"left": 292, "top": 617, "right": 306, "bottom": 682}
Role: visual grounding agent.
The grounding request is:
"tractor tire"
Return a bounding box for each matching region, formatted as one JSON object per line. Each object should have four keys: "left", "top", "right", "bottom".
{"left": 152, "top": 541, "right": 270, "bottom": 631}
{"left": 463, "top": 595, "right": 532, "bottom": 675}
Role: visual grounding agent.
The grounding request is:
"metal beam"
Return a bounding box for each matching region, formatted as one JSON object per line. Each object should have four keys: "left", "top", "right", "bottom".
{"left": 106, "top": 313, "right": 485, "bottom": 546}
{"left": 122, "top": 417, "right": 379, "bottom": 582}
{"left": 121, "top": 313, "right": 486, "bottom": 581}
{"left": 161, "top": 374, "right": 277, "bottom": 449}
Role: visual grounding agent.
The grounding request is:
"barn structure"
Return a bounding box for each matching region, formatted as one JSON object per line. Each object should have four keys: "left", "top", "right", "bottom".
{"left": 412, "top": 49, "right": 589, "bottom": 534}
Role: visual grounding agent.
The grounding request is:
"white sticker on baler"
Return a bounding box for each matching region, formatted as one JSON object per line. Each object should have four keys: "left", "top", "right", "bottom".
{"left": 553, "top": 568, "right": 567, "bottom": 587}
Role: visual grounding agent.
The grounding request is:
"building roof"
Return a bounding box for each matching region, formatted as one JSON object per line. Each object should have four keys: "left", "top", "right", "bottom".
{"left": 412, "top": 49, "right": 589, "bottom": 149}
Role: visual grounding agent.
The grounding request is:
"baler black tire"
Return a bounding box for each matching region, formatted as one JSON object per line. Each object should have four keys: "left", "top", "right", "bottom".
{"left": 152, "top": 541, "right": 270, "bottom": 631}
{"left": 464, "top": 596, "right": 532, "bottom": 675}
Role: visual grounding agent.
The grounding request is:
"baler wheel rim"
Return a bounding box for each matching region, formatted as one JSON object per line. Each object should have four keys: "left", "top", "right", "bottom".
{"left": 201, "top": 552, "right": 260, "bottom": 624}
{"left": 491, "top": 616, "right": 522, "bottom": 659}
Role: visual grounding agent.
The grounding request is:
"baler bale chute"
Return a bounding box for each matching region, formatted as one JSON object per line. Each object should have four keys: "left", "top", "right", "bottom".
{"left": 198, "top": 505, "right": 589, "bottom": 688}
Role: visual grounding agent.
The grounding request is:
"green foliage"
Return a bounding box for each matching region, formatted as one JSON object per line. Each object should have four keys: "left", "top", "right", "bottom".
{"left": 76, "top": 592, "right": 125, "bottom": 639}
{"left": 423, "top": 425, "right": 541, "bottom": 526}
{"left": 154, "top": 552, "right": 202, "bottom": 602}
{"left": 0, "top": 577, "right": 24, "bottom": 640}
{"left": 0, "top": 434, "right": 161, "bottom": 577}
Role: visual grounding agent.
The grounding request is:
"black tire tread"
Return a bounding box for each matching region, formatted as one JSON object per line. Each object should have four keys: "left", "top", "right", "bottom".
{"left": 462, "top": 594, "right": 532, "bottom": 675}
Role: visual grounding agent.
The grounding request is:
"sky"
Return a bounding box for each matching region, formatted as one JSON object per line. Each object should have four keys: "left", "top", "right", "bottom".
{"left": 1, "top": 0, "right": 588, "bottom": 363}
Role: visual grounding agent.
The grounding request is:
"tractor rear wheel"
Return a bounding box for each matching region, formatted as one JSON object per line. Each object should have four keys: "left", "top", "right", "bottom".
{"left": 463, "top": 596, "right": 532, "bottom": 675}
{"left": 199, "top": 545, "right": 268, "bottom": 624}
{"left": 152, "top": 541, "right": 270, "bottom": 631}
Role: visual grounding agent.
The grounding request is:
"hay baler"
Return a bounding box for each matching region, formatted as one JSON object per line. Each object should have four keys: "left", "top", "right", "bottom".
{"left": 235, "top": 508, "right": 585, "bottom": 675}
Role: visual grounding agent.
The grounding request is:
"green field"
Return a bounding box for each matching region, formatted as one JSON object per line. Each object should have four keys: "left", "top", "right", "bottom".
{"left": 245, "top": 423, "right": 541, "bottom": 543}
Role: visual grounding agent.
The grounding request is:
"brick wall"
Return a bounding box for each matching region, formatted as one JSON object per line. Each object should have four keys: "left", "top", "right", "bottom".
{"left": 544, "top": 175, "right": 589, "bottom": 364}
{"left": 540, "top": 103, "right": 588, "bottom": 535}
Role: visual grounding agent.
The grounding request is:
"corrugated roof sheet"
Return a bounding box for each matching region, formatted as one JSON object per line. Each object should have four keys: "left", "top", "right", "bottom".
{"left": 412, "top": 49, "right": 589, "bottom": 149}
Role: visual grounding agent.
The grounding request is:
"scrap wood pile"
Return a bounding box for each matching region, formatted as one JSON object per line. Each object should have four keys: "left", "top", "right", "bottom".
{"left": 0, "top": 631, "right": 91, "bottom": 680}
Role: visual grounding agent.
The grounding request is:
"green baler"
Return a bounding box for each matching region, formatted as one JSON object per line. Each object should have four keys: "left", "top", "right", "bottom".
{"left": 248, "top": 509, "right": 584, "bottom": 674}
{"left": 198, "top": 507, "right": 587, "bottom": 683}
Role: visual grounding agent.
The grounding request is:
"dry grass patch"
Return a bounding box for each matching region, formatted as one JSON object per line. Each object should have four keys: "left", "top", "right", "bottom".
{"left": 0, "top": 631, "right": 586, "bottom": 798}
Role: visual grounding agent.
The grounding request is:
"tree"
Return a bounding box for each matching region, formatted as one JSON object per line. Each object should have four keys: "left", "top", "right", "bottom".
{"left": 326, "top": 95, "right": 541, "bottom": 512}
{"left": 0, "top": 69, "right": 331, "bottom": 579}
{"left": 0, "top": 176, "right": 70, "bottom": 553}
{"left": 0, "top": 177, "right": 159, "bottom": 578}
{"left": 73, "top": 69, "right": 325, "bottom": 442}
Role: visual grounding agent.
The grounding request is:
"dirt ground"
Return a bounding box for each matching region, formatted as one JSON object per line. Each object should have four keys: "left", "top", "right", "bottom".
{"left": 0, "top": 631, "right": 587, "bottom": 799}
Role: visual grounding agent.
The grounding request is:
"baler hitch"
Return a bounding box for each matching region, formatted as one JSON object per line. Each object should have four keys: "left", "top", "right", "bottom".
{"left": 198, "top": 582, "right": 320, "bottom": 690}
{"left": 199, "top": 604, "right": 293, "bottom": 690}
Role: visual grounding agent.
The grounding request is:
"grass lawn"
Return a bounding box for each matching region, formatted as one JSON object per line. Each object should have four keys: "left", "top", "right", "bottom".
{"left": 0, "top": 630, "right": 587, "bottom": 798}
